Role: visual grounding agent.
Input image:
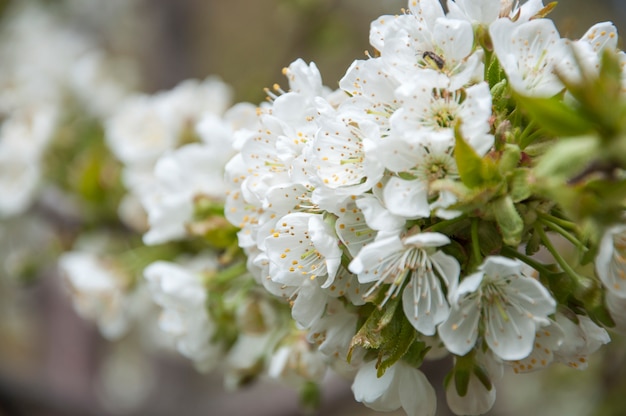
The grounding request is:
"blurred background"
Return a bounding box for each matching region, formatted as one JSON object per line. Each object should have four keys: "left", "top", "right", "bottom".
{"left": 0, "top": 0, "right": 625, "bottom": 415}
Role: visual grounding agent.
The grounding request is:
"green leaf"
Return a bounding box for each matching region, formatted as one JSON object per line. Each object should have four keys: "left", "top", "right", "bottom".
{"left": 589, "top": 302, "right": 616, "bottom": 328}
{"left": 493, "top": 196, "right": 524, "bottom": 246}
{"left": 348, "top": 295, "right": 401, "bottom": 361}
{"left": 476, "top": 220, "right": 503, "bottom": 257}
{"left": 487, "top": 56, "right": 506, "bottom": 89}
{"left": 533, "top": 135, "right": 600, "bottom": 182}
{"left": 514, "top": 93, "right": 593, "bottom": 137}
{"left": 473, "top": 365, "right": 493, "bottom": 391}
{"left": 498, "top": 144, "right": 521, "bottom": 175}
{"left": 509, "top": 168, "right": 532, "bottom": 202}
{"left": 454, "top": 122, "right": 500, "bottom": 188}
{"left": 525, "top": 228, "right": 541, "bottom": 256}
{"left": 546, "top": 271, "right": 576, "bottom": 304}
{"left": 402, "top": 340, "right": 430, "bottom": 368}
{"left": 491, "top": 79, "right": 511, "bottom": 116}
{"left": 454, "top": 367, "right": 470, "bottom": 397}
{"left": 299, "top": 381, "right": 322, "bottom": 412}
{"left": 377, "top": 317, "right": 417, "bottom": 377}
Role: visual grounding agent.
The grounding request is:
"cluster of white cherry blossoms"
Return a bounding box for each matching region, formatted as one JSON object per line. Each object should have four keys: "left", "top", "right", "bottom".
{"left": 221, "top": 0, "right": 626, "bottom": 414}
{"left": 8, "top": 0, "right": 625, "bottom": 415}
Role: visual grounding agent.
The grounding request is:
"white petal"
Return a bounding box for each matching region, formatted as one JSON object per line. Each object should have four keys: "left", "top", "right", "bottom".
{"left": 596, "top": 225, "right": 626, "bottom": 297}
{"left": 291, "top": 279, "right": 327, "bottom": 328}
{"left": 403, "top": 269, "right": 450, "bottom": 336}
{"left": 506, "top": 274, "right": 556, "bottom": 319}
{"left": 404, "top": 232, "right": 451, "bottom": 248}
{"left": 446, "top": 372, "right": 496, "bottom": 416}
{"left": 352, "top": 360, "right": 397, "bottom": 411}
{"left": 356, "top": 194, "right": 405, "bottom": 233}
{"left": 438, "top": 296, "right": 481, "bottom": 356}
{"left": 397, "top": 364, "right": 437, "bottom": 416}
{"left": 383, "top": 176, "right": 430, "bottom": 219}
{"left": 484, "top": 303, "right": 537, "bottom": 360}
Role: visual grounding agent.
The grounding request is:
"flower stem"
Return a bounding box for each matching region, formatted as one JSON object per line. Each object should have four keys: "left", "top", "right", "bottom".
{"left": 424, "top": 214, "right": 467, "bottom": 233}
{"left": 471, "top": 218, "right": 482, "bottom": 264}
{"left": 538, "top": 216, "right": 586, "bottom": 252}
{"left": 534, "top": 223, "right": 588, "bottom": 287}
{"left": 537, "top": 212, "right": 578, "bottom": 231}
{"left": 501, "top": 246, "right": 552, "bottom": 276}
{"left": 518, "top": 120, "right": 541, "bottom": 149}
{"left": 209, "top": 261, "right": 249, "bottom": 286}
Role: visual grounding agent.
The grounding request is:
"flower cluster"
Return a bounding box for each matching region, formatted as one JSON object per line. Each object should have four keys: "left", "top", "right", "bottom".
{"left": 223, "top": 0, "right": 626, "bottom": 414}
{"left": 4, "top": 0, "right": 626, "bottom": 415}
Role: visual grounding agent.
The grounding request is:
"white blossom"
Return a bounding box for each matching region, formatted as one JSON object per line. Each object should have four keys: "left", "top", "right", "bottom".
{"left": 490, "top": 18, "right": 572, "bottom": 97}
{"left": 552, "top": 313, "right": 610, "bottom": 370}
{"left": 352, "top": 360, "right": 437, "bottom": 416}
{"left": 509, "top": 319, "right": 564, "bottom": 373}
{"left": 596, "top": 224, "right": 626, "bottom": 298}
{"left": 439, "top": 256, "right": 556, "bottom": 360}
{"left": 141, "top": 141, "right": 233, "bottom": 245}
{"left": 59, "top": 251, "right": 135, "bottom": 340}
{"left": 446, "top": 373, "right": 496, "bottom": 416}
{"left": 268, "top": 335, "right": 328, "bottom": 386}
{"left": 144, "top": 260, "right": 222, "bottom": 371}
{"left": 350, "top": 231, "right": 459, "bottom": 336}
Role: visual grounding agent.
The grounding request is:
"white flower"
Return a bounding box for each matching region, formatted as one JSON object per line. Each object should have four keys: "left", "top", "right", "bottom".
{"left": 307, "top": 298, "right": 359, "bottom": 359}
{"left": 144, "top": 260, "right": 222, "bottom": 371}
{"left": 335, "top": 198, "right": 380, "bottom": 256}
{"left": 308, "top": 102, "right": 385, "bottom": 196}
{"left": 379, "top": 139, "right": 458, "bottom": 219}
{"left": 157, "top": 77, "right": 232, "bottom": 129}
{"left": 350, "top": 231, "right": 459, "bottom": 336}
{"left": 447, "top": 0, "right": 502, "bottom": 26}
{"left": 268, "top": 335, "right": 327, "bottom": 386}
{"left": 280, "top": 58, "right": 329, "bottom": 97}
{"left": 446, "top": 373, "right": 496, "bottom": 416}
{"left": 375, "top": 13, "right": 483, "bottom": 89}
{"left": 439, "top": 256, "right": 556, "bottom": 360}
{"left": 353, "top": 194, "right": 405, "bottom": 234}
{"left": 141, "top": 141, "right": 233, "bottom": 245}
{"left": 446, "top": 350, "right": 503, "bottom": 415}
{"left": 596, "top": 224, "right": 626, "bottom": 298}
{"left": 490, "top": 18, "right": 572, "bottom": 97}
{"left": 559, "top": 22, "right": 623, "bottom": 86}
{"left": 0, "top": 105, "right": 58, "bottom": 217}
{"left": 265, "top": 212, "right": 341, "bottom": 289}
{"left": 552, "top": 313, "right": 610, "bottom": 370}
{"left": 224, "top": 295, "right": 285, "bottom": 389}
{"left": 390, "top": 81, "right": 493, "bottom": 155}
{"left": 224, "top": 332, "right": 277, "bottom": 390}
{"left": 70, "top": 50, "right": 136, "bottom": 119}
{"left": 352, "top": 360, "right": 437, "bottom": 416}
{"left": 59, "top": 251, "right": 134, "bottom": 340}
{"left": 447, "top": 0, "right": 545, "bottom": 25}
{"left": 605, "top": 290, "right": 626, "bottom": 334}
{"left": 509, "top": 319, "right": 564, "bottom": 373}
{"left": 338, "top": 59, "right": 400, "bottom": 120}
{"left": 105, "top": 94, "right": 179, "bottom": 168}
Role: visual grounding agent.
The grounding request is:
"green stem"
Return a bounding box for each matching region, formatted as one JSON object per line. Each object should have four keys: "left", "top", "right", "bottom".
{"left": 537, "top": 212, "right": 578, "bottom": 231}
{"left": 424, "top": 214, "right": 468, "bottom": 233}
{"left": 538, "top": 216, "right": 586, "bottom": 252}
{"left": 519, "top": 126, "right": 543, "bottom": 149}
{"left": 118, "top": 243, "right": 179, "bottom": 276}
{"left": 517, "top": 119, "right": 538, "bottom": 149}
{"left": 471, "top": 218, "right": 482, "bottom": 264}
{"left": 209, "top": 261, "right": 249, "bottom": 286}
{"left": 534, "top": 223, "right": 587, "bottom": 287}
